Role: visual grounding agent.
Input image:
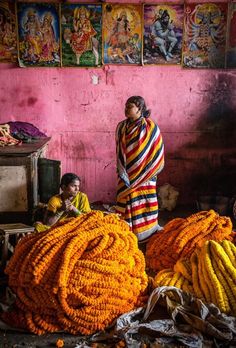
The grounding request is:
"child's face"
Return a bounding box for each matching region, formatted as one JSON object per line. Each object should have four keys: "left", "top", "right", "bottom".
{"left": 63, "top": 179, "right": 80, "bottom": 197}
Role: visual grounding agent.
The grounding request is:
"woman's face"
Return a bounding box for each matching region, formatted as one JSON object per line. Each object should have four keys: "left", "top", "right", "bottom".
{"left": 125, "top": 102, "right": 141, "bottom": 121}
{"left": 62, "top": 179, "right": 80, "bottom": 198}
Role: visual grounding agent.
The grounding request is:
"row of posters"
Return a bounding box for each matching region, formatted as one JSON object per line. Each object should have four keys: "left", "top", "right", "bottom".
{"left": 0, "top": 1, "right": 236, "bottom": 68}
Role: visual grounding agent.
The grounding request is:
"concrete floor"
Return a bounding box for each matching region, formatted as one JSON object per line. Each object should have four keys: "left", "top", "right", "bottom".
{"left": 0, "top": 331, "right": 83, "bottom": 348}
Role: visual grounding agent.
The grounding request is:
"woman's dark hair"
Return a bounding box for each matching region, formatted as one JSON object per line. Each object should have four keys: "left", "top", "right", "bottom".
{"left": 126, "top": 96, "right": 151, "bottom": 118}
{"left": 60, "top": 173, "right": 81, "bottom": 188}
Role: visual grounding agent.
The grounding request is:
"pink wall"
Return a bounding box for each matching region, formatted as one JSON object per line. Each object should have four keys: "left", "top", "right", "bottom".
{"left": 1, "top": 0, "right": 236, "bottom": 205}
{"left": 1, "top": 64, "right": 235, "bottom": 206}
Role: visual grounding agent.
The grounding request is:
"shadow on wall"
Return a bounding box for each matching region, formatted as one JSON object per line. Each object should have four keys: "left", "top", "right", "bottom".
{"left": 196, "top": 72, "right": 236, "bottom": 148}
{"left": 169, "top": 72, "right": 236, "bottom": 206}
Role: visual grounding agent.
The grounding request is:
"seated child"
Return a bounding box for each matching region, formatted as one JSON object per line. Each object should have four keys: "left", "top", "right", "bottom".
{"left": 35, "top": 173, "right": 91, "bottom": 231}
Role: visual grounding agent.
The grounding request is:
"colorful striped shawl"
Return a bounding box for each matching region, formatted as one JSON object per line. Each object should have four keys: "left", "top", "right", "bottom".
{"left": 116, "top": 116, "right": 164, "bottom": 213}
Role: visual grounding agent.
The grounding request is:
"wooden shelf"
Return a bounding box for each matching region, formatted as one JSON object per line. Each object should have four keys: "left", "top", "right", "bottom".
{"left": 0, "top": 137, "right": 51, "bottom": 156}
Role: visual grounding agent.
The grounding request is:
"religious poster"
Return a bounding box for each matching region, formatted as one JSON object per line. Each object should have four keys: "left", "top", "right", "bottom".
{"left": 103, "top": 3, "right": 142, "bottom": 65}
{"left": 61, "top": 3, "right": 102, "bottom": 67}
{"left": 0, "top": 1, "right": 17, "bottom": 63}
{"left": 226, "top": 3, "right": 236, "bottom": 68}
{"left": 143, "top": 4, "right": 184, "bottom": 65}
{"left": 17, "top": 2, "right": 60, "bottom": 67}
{"left": 182, "top": 3, "right": 228, "bottom": 68}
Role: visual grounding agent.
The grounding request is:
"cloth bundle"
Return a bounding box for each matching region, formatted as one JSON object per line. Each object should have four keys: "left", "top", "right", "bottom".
{"left": 0, "top": 124, "right": 21, "bottom": 147}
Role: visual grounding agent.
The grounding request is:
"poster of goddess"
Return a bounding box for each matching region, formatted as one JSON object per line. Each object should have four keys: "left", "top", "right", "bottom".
{"left": 0, "top": 1, "right": 17, "bottom": 63}
{"left": 143, "top": 4, "right": 184, "bottom": 65}
{"left": 17, "top": 2, "right": 60, "bottom": 67}
{"left": 226, "top": 3, "right": 236, "bottom": 68}
{"left": 182, "top": 3, "right": 228, "bottom": 68}
{"left": 103, "top": 3, "right": 142, "bottom": 65}
{"left": 61, "top": 3, "right": 102, "bottom": 67}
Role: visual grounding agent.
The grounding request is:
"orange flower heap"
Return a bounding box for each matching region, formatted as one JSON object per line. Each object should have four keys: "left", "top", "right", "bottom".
{"left": 146, "top": 210, "right": 233, "bottom": 272}
{"left": 5, "top": 211, "right": 148, "bottom": 335}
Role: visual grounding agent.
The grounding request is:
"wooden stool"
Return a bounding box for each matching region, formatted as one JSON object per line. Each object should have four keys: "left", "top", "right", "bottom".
{"left": 0, "top": 223, "right": 35, "bottom": 269}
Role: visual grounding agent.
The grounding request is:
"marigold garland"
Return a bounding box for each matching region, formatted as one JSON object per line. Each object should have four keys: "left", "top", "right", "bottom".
{"left": 154, "top": 239, "right": 236, "bottom": 316}
{"left": 3, "top": 211, "right": 148, "bottom": 335}
{"left": 146, "top": 210, "right": 233, "bottom": 272}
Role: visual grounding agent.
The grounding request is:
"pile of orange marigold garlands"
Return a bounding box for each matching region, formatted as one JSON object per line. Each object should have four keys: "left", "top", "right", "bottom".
{"left": 146, "top": 210, "right": 233, "bottom": 272}
{"left": 3, "top": 211, "right": 148, "bottom": 335}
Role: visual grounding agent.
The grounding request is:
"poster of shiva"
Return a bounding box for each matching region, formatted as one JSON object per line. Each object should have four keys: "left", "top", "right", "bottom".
{"left": 17, "top": 3, "right": 60, "bottom": 67}
{"left": 0, "top": 1, "right": 17, "bottom": 63}
{"left": 143, "top": 4, "right": 184, "bottom": 65}
{"left": 103, "top": 4, "right": 142, "bottom": 65}
{"left": 226, "top": 3, "right": 236, "bottom": 68}
{"left": 61, "top": 4, "right": 102, "bottom": 67}
{"left": 182, "top": 3, "right": 228, "bottom": 68}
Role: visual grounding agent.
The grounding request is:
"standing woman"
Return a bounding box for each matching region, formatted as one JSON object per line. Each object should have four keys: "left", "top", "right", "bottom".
{"left": 115, "top": 96, "right": 164, "bottom": 241}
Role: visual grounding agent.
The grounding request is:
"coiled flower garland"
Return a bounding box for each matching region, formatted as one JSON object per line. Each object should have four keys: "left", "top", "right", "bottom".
{"left": 154, "top": 240, "right": 236, "bottom": 316}
{"left": 146, "top": 210, "right": 233, "bottom": 272}
{"left": 4, "top": 211, "right": 148, "bottom": 335}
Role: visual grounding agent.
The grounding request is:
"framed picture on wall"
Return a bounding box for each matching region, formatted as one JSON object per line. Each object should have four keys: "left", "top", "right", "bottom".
{"left": 226, "top": 2, "right": 236, "bottom": 68}
{"left": 143, "top": 4, "right": 184, "bottom": 65}
{"left": 17, "top": 2, "right": 61, "bottom": 67}
{"left": 61, "top": 3, "right": 102, "bottom": 67}
{"left": 103, "top": 3, "right": 142, "bottom": 65}
{"left": 182, "top": 3, "right": 228, "bottom": 68}
{"left": 0, "top": 1, "right": 17, "bottom": 63}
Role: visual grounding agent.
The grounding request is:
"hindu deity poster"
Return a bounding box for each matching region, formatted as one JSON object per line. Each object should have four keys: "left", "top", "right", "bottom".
{"left": 17, "top": 3, "right": 60, "bottom": 67}
{"left": 61, "top": 3, "right": 102, "bottom": 67}
{"left": 182, "top": 3, "right": 228, "bottom": 68}
{"left": 226, "top": 3, "right": 236, "bottom": 68}
{"left": 103, "top": 3, "right": 142, "bottom": 65}
{"left": 0, "top": 1, "right": 17, "bottom": 63}
{"left": 143, "top": 4, "right": 184, "bottom": 65}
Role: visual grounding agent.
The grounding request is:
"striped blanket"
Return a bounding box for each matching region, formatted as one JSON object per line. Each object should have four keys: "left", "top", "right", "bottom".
{"left": 116, "top": 116, "right": 164, "bottom": 241}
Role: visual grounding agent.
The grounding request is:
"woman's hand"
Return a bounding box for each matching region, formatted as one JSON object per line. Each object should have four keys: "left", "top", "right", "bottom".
{"left": 60, "top": 199, "right": 69, "bottom": 212}
{"left": 63, "top": 199, "right": 80, "bottom": 215}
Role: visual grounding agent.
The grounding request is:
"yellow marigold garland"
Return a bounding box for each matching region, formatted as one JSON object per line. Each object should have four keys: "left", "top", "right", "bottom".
{"left": 190, "top": 251, "right": 204, "bottom": 300}
{"left": 4, "top": 211, "right": 148, "bottom": 335}
{"left": 153, "top": 240, "right": 236, "bottom": 316}
{"left": 173, "top": 258, "right": 192, "bottom": 282}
